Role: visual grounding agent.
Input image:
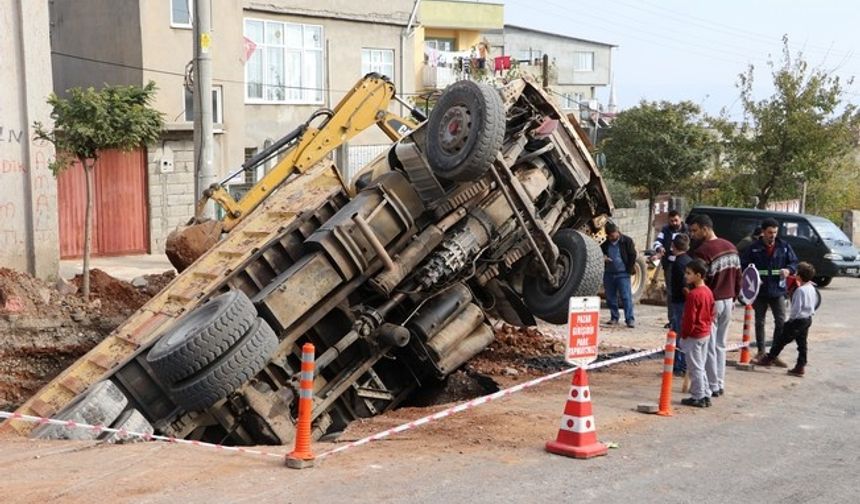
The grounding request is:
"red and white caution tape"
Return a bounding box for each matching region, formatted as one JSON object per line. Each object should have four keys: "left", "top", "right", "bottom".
{"left": 0, "top": 411, "right": 285, "bottom": 461}
{"left": 1, "top": 340, "right": 751, "bottom": 463}
{"left": 317, "top": 343, "right": 678, "bottom": 459}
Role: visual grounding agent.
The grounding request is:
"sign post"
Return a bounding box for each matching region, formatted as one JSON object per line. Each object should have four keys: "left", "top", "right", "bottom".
{"left": 736, "top": 264, "right": 761, "bottom": 369}
{"left": 545, "top": 295, "right": 607, "bottom": 459}
{"left": 565, "top": 296, "right": 601, "bottom": 367}
{"left": 739, "top": 263, "right": 761, "bottom": 306}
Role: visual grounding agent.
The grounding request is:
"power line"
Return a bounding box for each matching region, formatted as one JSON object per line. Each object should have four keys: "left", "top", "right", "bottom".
{"left": 51, "top": 50, "right": 432, "bottom": 97}
{"left": 506, "top": 0, "right": 766, "bottom": 67}
{"left": 613, "top": 0, "right": 856, "bottom": 60}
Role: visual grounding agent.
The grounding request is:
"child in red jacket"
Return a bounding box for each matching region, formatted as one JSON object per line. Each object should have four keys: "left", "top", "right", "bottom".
{"left": 679, "top": 259, "right": 716, "bottom": 408}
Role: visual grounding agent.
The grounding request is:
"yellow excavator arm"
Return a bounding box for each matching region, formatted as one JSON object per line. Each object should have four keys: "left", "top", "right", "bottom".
{"left": 202, "top": 73, "right": 423, "bottom": 232}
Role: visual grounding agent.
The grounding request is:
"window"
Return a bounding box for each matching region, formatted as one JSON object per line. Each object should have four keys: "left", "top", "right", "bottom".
{"left": 781, "top": 220, "right": 814, "bottom": 241}
{"left": 425, "top": 38, "right": 455, "bottom": 52}
{"left": 362, "top": 49, "right": 394, "bottom": 79}
{"left": 244, "top": 19, "right": 324, "bottom": 104}
{"left": 184, "top": 85, "right": 223, "bottom": 124}
{"left": 516, "top": 49, "right": 542, "bottom": 64}
{"left": 561, "top": 93, "right": 574, "bottom": 110}
{"left": 171, "top": 0, "right": 192, "bottom": 28}
{"left": 574, "top": 51, "right": 594, "bottom": 71}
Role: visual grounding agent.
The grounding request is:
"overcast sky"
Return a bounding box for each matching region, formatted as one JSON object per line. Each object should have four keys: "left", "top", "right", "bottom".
{"left": 504, "top": 0, "right": 860, "bottom": 119}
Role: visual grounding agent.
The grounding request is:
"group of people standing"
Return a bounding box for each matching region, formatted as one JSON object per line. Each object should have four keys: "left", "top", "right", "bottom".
{"left": 601, "top": 212, "right": 818, "bottom": 408}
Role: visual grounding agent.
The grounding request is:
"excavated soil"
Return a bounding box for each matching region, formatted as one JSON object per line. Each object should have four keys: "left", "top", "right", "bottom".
{"left": 0, "top": 267, "right": 172, "bottom": 411}
{"left": 467, "top": 323, "right": 567, "bottom": 377}
{"left": 407, "top": 323, "right": 570, "bottom": 408}
{"left": 71, "top": 269, "right": 149, "bottom": 317}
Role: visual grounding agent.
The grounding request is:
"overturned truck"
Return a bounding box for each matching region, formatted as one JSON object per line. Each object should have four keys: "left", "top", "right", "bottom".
{"left": 8, "top": 77, "right": 613, "bottom": 445}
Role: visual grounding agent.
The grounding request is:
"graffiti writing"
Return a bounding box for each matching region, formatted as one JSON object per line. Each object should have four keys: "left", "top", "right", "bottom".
{"left": 0, "top": 201, "right": 15, "bottom": 219}
{"left": 0, "top": 229, "right": 22, "bottom": 248}
{"left": 1, "top": 159, "right": 27, "bottom": 174}
{"left": 0, "top": 126, "right": 25, "bottom": 144}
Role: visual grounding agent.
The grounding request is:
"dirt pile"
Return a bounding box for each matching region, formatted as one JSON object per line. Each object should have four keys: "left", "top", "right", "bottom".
{"left": 0, "top": 267, "right": 173, "bottom": 411}
{"left": 139, "top": 271, "right": 176, "bottom": 298}
{"left": 467, "top": 323, "right": 567, "bottom": 376}
{"left": 72, "top": 269, "right": 149, "bottom": 317}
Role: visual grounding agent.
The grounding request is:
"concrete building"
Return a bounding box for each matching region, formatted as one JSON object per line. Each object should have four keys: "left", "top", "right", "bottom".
{"left": 0, "top": 0, "right": 59, "bottom": 279}
{"left": 486, "top": 25, "right": 615, "bottom": 115}
{"left": 50, "top": 0, "right": 419, "bottom": 253}
{"left": 416, "top": 0, "right": 504, "bottom": 91}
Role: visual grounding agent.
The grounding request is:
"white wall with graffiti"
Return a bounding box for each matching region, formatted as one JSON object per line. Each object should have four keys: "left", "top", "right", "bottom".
{"left": 0, "top": 0, "right": 59, "bottom": 278}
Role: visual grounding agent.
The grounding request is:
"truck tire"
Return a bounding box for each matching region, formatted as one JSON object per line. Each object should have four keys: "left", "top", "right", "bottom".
{"left": 426, "top": 81, "right": 505, "bottom": 182}
{"left": 522, "top": 229, "right": 604, "bottom": 324}
{"left": 100, "top": 408, "right": 154, "bottom": 444}
{"left": 31, "top": 381, "right": 128, "bottom": 440}
{"left": 168, "top": 318, "right": 278, "bottom": 412}
{"left": 147, "top": 290, "right": 257, "bottom": 385}
{"left": 630, "top": 255, "right": 649, "bottom": 302}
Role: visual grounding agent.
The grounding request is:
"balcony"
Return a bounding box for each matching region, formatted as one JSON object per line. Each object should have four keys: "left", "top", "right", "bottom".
{"left": 422, "top": 65, "right": 457, "bottom": 89}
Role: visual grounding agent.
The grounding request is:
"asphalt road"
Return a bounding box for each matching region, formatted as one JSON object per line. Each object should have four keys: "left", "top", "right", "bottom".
{"left": 285, "top": 277, "right": 860, "bottom": 504}
{"left": 2, "top": 278, "right": 857, "bottom": 503}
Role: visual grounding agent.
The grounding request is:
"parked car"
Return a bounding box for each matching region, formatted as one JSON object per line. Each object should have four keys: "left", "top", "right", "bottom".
{"left": 687, "top": 206, "right": 860, "bottom": 287}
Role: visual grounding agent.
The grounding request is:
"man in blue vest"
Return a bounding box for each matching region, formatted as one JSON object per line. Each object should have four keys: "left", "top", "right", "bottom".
{"left": 652, "top": 210, "right": 689, "bottom": 328}
{"left": 741, "top": 218, "right": 798, "bottom": 363}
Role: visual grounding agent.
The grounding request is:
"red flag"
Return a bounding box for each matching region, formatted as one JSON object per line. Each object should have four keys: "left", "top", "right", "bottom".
{"left": 242, "top": 36, "right": 257, "bottom": 63}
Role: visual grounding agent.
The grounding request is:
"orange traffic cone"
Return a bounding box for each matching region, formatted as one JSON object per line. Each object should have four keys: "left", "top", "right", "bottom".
{"left": 546, "top": 367, "right": 608, "bottom": 459}
{"left": 736, "top": 305, "right": 755, "bottom": 371}
{"left": 286, "top": 343, "right": 316, "bottom": 469}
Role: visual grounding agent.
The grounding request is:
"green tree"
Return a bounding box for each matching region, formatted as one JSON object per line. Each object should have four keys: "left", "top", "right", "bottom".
{"left": 34, "top": 82, "right": 163, "bottom": 299}
{"left": 717, "top": 36, "right": 859, "bottom": 209}
{"left": 599, "top": 100, "right": 714, "bottom": 244}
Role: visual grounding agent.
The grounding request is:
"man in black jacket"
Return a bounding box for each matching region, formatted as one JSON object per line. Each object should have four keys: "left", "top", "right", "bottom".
{"left": 741, "top": 218, "right": 798, "bottom": 360}
{"left": 601, "top": 221, "right": 637, "bottom": 328}
{"left": 652, "top": 210, "right": 689, "bottom": 328}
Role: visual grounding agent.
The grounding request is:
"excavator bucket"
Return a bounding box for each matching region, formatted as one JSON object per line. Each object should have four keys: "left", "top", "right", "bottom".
{"left": 165, "top": 219, "right": 224, "bottom": 272}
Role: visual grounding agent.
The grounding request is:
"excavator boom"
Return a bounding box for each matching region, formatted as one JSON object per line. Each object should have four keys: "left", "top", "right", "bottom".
{"left": 166, "top": 73, "right": 423, "bottom": 270}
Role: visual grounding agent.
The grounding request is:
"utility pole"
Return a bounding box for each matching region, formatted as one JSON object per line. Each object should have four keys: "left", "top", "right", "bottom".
{"left": 541, "top": 54, "right": 550, "bottom": 88}
{"left": 800, "top": 179, "right": 808, "bottom": 213}
{"left": 194, "top": 0, "right": 215, "bottom": 218}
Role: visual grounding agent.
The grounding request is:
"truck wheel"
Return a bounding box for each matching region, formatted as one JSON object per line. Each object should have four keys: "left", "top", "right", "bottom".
{"left": 426, "top": 81, "right": 505, "bottom": 182}
{"left": 814, "top": 276, "right": 832, "bottom": 288}
{"left": 99, "top": 408, "right": 154, "bottom": 444}
{"left": 31, "top": 381, "right": 128, "bottom": 440}
{"left": 168, "top": 318, "right": 278, "bottom": 412}
{"left": 147, "top": 290, "right": 257, "bottom": 384}
{"left": 630, "top": 255, "right": 649, "bottom": 302}
{"left": 522, "top": 229, "right": 604, "bottom": 324}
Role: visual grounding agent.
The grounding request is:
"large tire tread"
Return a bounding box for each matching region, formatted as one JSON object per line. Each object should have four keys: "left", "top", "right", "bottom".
{"left": 170, "top": 318, "right": 278, "bottom": 412}
{"left": 31, "top": 381, "right": 128, "bottom": 441}
{"left": 427, "top": 81, "right": 505, "bottom": 182}
{"left": 523, "top": 229, "right": 604, "bottom": 324}
{"left": 100, "top": 408, "right": 154, "bottom": 444}
{"left": 147, "top": 290, "right": 257, "bottom": 385}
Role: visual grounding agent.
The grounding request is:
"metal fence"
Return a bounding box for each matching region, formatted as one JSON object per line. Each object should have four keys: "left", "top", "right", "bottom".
{"left": 345, "top": 144, "right": 390, "bottom": 181}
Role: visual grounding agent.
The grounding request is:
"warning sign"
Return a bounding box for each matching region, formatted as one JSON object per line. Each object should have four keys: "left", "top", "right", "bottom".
{"left": 565, "top": 296, "right": 600, "bottom": 366}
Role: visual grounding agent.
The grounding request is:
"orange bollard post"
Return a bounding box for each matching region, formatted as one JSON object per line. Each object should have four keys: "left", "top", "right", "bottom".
{"left": 656, "top": 330, "right": 676, "bottom": 416}
{"left": 285, "top": 343, "right": 316, "bottom": 469}
{"left": 736, "top": 304, "right": 755, "bottom": 371}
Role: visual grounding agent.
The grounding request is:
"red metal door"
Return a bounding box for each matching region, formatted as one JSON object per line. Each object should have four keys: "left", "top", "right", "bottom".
{"left": 57, "top": 149, "right": 149, "bottom": 258}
